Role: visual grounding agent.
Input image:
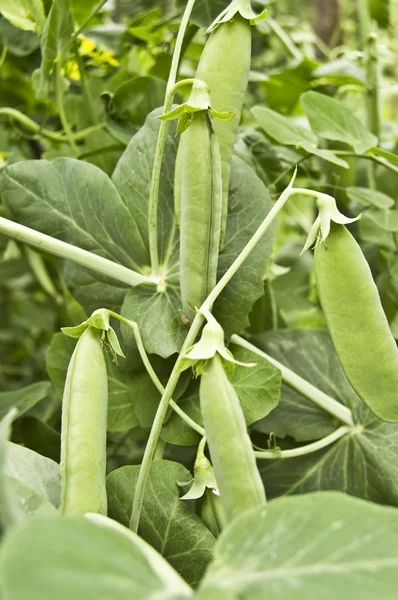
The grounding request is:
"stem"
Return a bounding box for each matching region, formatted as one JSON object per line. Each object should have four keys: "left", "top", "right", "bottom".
{"left": 0, "top": 217, "right": 150, "bottom": 288}
{"left": 265, "top": 18, "right": 304, "bottom": 61}
{"left": 148, "top": 0, "right": 198, "bottom": 275}
{"left": 130, "top": 176, "right": 298, "bottom": 532}
{"left": 231, "top": 335, "right": 354, "bottom": 427}
{"left": 55, "top": 60, "right": 79, "bottom": 156}
{"left": 357, "top": 0, "right": 371, "bottom": 46}
{"left": 335, "top": 151, "right": 398, "bottom": 175}
{"left": 108, "top": 311, "right": 205, "bottom": 437}
{"left": 254, "top": 425, "right": 352, "bottom": 459}
{"left": 365, "top": 31, "right": 381, "bottom": 139}
{"left": 154, "top": 439, "right": 166, "bottom": 460}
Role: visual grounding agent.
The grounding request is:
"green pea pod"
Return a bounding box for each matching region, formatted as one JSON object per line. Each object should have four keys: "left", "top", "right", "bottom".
{"left": 315, "top": 222, "right": 398, "bottom": 422}
{"left": 196, "top": 15, "right": 251, "bottom": 248}
{"left": 200, "top": 354, "right": 266, "bottom": 523}
{"left": 60, "top": 326, "right": 108, "bottom": 515}
{"left": 179, "top": 112, "right": 222, "bottom": 321}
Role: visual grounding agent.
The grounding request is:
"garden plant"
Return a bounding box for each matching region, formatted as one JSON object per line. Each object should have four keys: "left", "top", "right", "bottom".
{"left": 1, "top": 0, "right": 398, "bottom": 597}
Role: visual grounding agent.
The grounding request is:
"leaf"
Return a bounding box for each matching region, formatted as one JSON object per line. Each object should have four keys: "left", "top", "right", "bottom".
{"left": 0, "top": 381, "right": 52, "bottom": 421}
{"left": 1, "top": 158, "right": 150, "bottom": 313}
{"left": 107, "top": 460, "right": 215, "bottom": 587}
{"left": 346, "top": 186, "right": 395, "bottom": 209}
{"left": 0, "top": 0, "right": 45, "bottom": 34}
{"left": 0, "top": 515, "right": 193, "bottom": 599}
{"left": 252, "top": 106, "right": 348, "bottom": 168}
{"left": 200, "top": 492, "right": 398, "bottom": 599}
{"left": 34, "top": 0, "right": 73, "bottom": 97}
{"left": 70, "top": 0, "right": 104, "bottom": 27}
{"left": 252, "top": 105, "right": 318, "bottom": 147}
{"left": 230, "top": 345, "right": 281, "bottom": 424}
{"left": 19, "top": 416, "right": 60, "bottom": 462}
{"left": 0, "top": 410, "right": 24, "bottom": 527}
{"left": 301, "top": 91, "right": 378, "bottom": 153}
{"left": 365, "top": 208, "right": 398, "bottom": 232}
{"left": 161, "top": 382, "right": 203, "bottom": 447}
{"left": 5, "top": 442, "right": 60, "bottom": 507}
{"left": 254, "top": 330, "right": 398, "bottom": 506}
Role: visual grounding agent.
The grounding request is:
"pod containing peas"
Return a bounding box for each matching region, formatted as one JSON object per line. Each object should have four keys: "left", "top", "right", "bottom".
{"left": 305, "top": 194, "right": 398, "bottom": 423}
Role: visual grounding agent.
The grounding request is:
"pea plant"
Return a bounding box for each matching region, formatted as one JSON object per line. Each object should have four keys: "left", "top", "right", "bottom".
{"left": 1, "top": 0, "right": 398, "bottom": 597}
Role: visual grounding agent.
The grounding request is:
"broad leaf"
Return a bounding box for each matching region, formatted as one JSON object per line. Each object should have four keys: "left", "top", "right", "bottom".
{"left": 107, "top": 460, "right": 215, "bottom": 587}
{"left": 181, "top": 0, "right": 230, "bottom": 27}
{"left": 346, "top": 186, "right": 395, "bottom": 209}
{"left": 0, "top": 515, "right": 193, "bottom": 599}
{"left": 200, "top": 492, "right": 398, "bottom": 599}
{"left": 70, "top": 0, "right": 105, "bottom": 27}
{"left": 0, "top": 381, "right": 52, "bottom": 420}
{"left": 252, "top": 106, "right": 348, "bottom": 167}
{"left": 34, "top": 0, "right": 73, "bottom": 97}
{"left": 301, "top": 91, "right": 378, "bottom": 153}
{"left": 1, "top": 158, "right": 151, "bottom": 312}
{"left": 0, "top": 0, "right": 45, "bottom": 34}
{"left": 254, "top": 330, "right": 398, "bottom": 506}
{"left": 5, "top": 442, "right": 60, "bottom": 508}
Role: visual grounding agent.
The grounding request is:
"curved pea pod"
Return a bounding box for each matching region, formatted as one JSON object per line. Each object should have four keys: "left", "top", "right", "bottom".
{"left": 315, "top": 222, "right": 398, "bottom": 422}
{"left": 200, "top": 354, "right": 266, "bottom": 523}
{"left": 60, "top": 326, "right": 108, "bottom": 515}
{"left": 179, "top": 112, "right": 222, "bottom": 321}
{"left": 196, "top": 15, "right": 251, "bottom": 248}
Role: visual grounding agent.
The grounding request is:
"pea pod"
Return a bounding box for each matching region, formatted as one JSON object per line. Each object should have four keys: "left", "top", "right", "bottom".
{"left": 196, "top": 14, "right": 251, "bottom": 248}
{"left": 60, "top": 326, "right": 108, "bottom": 515}
{"left": 200, "top": 354, "right": 266, "bottom": 522}
{"left": 179, "top": 111, "right": 222, "bottom": 321}
{"left": 315, "top": 222, "right": 398, "bottom": 422}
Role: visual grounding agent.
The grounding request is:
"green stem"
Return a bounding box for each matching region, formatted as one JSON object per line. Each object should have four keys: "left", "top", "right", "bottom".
{"left": 365, "top": 31, "right": 381, "bottom": 139}
{"left": 357, "top": 0, "right": 371, "bottom": 46}
{"left": 334, "top": 151, "right": 398, "bottom": 175}
{"left": 55, "top": 59, "right": 79, "bottom": 156}
{"left": 148, "top": 0, "right": 198, "bottom": 275}
{"left": 254, "top": 425, "right": 352, "bottom": 459}
{"left": 130, "top": 175, "right": 298, "bottom": 533}
{"left": 0, "top": 217, "right": 151, "bottom": 288}
{"left": 264, "top": 17, "right": 304, "bottom": 61}
{"left": 107, "top": 311, "right": 205, "bottom": 437}
{"left": 231, "top": 335, "right": 355, "bottom": 427}
{"left": 154, "top": 439, "right": 166, "bottom": 460}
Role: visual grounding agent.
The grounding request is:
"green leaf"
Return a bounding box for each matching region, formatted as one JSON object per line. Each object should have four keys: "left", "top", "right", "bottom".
{"left": 161, "top": 382, "right": 203, "bottom": 447}
{"left": 70, "top": 0, "right": 104, "bottom": 27}
{"left": 252, "top": 105, "right": 318, "bottom": 147}
{"left": 252, "top": 106, "right": 348, "bottom": 168}
{"left": 253, "top": 330, "right": 344, "bottom": 441}
{"left": 230, "top": 344, "right": 281, "bottom": 424}
{"left": 34, "top": 0, "right": 73, "bottom": 97}
{"left": 0, "top": 382, "right": 52, "bottom": 421}
{"left": 0, "top": 515, "right": 193, "bottom": 599}
{"left": 365, "top": 208, "right": 398, "bottom": 232}
{"left": 200, "top": 492, "right": 398, "bottom": 599}
{"left": 255, "top": 330, "right": 398, "bottom": 506}
{"left": 0, "top": 0, "right": 45, "bottom": 34}
{"left": 181, "top": 0, "right": 230, "bottom": 27}
{"left": 1, "top": 158, "right": 149, "bottom": 313}
{"left": 0, "top": 410, "right": 24, "bottom": 527}
{"left": 107, "top": 460, "right": 215, "bottom": 587}
{"left": 19, "top": 416, "right": 60, "bottom": 462}
{"left": 301, "top": 91, "right": 378, "bottom": 153}
{"left": 5, "top": 442, "right": 60, "bottom": 508}
{"left": 346, "top": 186, "right": 395, "bottom": 209}
{"left": 0, "top": 19, "right": 40, "bottom": 56}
